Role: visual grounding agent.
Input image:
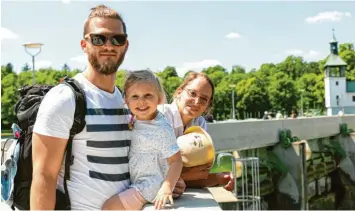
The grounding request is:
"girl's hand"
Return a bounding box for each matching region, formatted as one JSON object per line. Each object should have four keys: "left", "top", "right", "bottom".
{"left": 153, "top": 183, "right": 174, "bottom": 210}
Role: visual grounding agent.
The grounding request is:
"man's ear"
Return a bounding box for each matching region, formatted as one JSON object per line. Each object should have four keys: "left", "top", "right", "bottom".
{"left": 124, "top": 39, "right": 129, "bottom": 53}
{"left": 80, "top": 39, "right": 87, "bottom": 53}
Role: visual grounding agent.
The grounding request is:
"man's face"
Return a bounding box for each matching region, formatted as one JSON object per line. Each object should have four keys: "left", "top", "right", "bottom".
{"left": 81, "top": 17, "right": 128, "bottom": 75}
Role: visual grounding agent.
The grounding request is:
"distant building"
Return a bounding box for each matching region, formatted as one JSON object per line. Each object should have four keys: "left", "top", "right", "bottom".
{"left": 324, "top": 29, "right": 355, "bottom": 116}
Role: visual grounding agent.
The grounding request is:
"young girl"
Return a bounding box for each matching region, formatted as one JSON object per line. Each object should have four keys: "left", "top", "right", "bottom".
{"left": 103, "top": 70, "right": 183, "bottom": 210}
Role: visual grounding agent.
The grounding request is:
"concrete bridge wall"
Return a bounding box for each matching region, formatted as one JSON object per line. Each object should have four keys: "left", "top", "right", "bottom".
{"left": 208, "top": 115, "right": 355, "bottom": 152}
{"left": 207, "top": 114, "right": 355, "bottom": 210}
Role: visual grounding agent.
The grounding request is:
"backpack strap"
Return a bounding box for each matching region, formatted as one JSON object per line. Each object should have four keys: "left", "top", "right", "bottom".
{"left": 116, "top": 85, "right": 122, "bottom": 93}
{"left": 60, "top": 77, "right": 87, "bottom": 210}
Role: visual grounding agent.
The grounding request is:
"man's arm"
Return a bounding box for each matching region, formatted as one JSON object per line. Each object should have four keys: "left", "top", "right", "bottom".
{"left": 30, "top": 133, "right": 68, "bottom": 210}
{"left": 185, "top": 172, "right": 234, "bottom": 191}
{"left": 180, "top": 164, "right": 210, "bottom": 181}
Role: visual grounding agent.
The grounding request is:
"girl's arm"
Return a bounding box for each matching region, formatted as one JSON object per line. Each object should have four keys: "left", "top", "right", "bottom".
{"left": 162, "top": 151, "right": 183, "bottom": 190}
{"left": 154, "top": 152, "right": 183, "bottom": 209}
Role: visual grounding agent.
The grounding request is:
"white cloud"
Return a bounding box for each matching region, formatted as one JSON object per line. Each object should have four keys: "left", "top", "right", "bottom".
{"left": 35, "top": 60, "right": 53, "bottom": 69}
{"left": 0, "top": 27, "right": 19, "bottom": 40}
{"left": 284, "top": 49, "right": 321, "bottom": 60}
{"left": 61, "top": 0, "right": 71, "bottom": 4}
{"left": 70, "top": 54, "right": 88, "bottom": 63}
{"left": 304, "top": 50, "right": 321, "bottom": 59}
{"left": 285, "top": 49, "right": 304, "bottom": 55}
{"left": 225, "top": 32, "right": 241, "bottom": 39}
{"left": 305, "top": 11, "right": 352, "bottom": 24}
{"left": 176, "top": 59, "right": 222, "bottom": 76}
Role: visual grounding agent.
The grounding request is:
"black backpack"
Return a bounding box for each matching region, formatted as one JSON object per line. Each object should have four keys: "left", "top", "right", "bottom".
{"left": 11, "top": 77, "right": 87, "bottom": 210}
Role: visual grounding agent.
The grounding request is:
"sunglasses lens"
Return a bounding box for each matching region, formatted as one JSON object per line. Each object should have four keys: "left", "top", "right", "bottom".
{"left": 111, "top": 35, "right": 127, "bottom": 46}
{"left": 91, "top": 34, "right": 106, "bottom": 46}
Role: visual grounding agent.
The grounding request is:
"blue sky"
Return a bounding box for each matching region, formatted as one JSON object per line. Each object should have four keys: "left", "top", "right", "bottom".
{"left": 1, "top": 0, "right": 354, "bottom": 77}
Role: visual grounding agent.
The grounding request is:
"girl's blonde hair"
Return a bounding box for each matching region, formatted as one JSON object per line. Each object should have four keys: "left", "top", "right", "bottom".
{"left": 123, "top": 70, "right": 167, "bottom": 104}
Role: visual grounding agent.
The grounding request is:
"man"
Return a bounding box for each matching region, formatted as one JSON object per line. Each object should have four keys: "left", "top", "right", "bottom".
{"left": 30, "top": 5, "right": 184, "bottom": 210}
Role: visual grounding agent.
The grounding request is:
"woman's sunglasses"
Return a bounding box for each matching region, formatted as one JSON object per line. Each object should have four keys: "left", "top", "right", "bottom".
{"left": 87, "top": 34, "right": 127, "bottom": 46}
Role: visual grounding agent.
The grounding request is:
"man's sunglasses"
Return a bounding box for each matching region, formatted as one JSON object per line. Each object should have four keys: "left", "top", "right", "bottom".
{"left": 87, "top": 34, "right": 127, "bottom": 46}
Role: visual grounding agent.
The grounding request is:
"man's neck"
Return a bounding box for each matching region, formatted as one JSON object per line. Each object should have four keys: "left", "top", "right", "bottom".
{"left": 84, "top": 65, "right": 116, "bottom": 93}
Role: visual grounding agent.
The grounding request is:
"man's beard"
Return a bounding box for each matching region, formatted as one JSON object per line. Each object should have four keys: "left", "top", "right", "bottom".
{"left": 88, "top": 51, "right": 126, "bottom": 75}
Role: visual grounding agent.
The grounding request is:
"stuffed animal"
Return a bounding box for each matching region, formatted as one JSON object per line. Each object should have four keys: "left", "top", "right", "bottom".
{"left": 177, "top": 126, "right": 215, "bottom": 168}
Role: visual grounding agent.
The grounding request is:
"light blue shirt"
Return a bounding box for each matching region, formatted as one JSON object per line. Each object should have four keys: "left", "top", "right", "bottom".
{"left": 157, "top": 103, "right": 207, "bottom": 138}
{"left": 129, "top": 112, "right": 180, "bottom": 202}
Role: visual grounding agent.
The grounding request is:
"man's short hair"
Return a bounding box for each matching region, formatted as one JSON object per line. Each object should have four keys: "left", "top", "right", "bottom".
{"left": 83, "top": 4, "right": 127, "bottom": 37}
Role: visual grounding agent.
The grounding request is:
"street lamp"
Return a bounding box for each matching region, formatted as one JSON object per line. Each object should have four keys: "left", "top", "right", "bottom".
{"left": 300, "top": 89, "right": 305, "bottom": 117}
{"left": 229, "top": 84, "right": 237, "bottom": 119}
{"left": 23, "top": 42, "right": 43, "bottom": 85}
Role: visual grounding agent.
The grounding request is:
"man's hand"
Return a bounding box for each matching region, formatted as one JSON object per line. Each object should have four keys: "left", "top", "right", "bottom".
{"left": 216, "top": 172, "right": 234, "bottom": 191}
{"left": 172, "top": 178, "right": 186, "bottom": 199}
{"left": 180, "top": 163, "right": 211, "bottom": 181}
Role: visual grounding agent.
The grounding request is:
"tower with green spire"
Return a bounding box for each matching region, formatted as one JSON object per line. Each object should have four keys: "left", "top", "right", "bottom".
{"left": 324, "top": 29, "right": 355, "bottom": 116}
{"left": 324, "top": 28, "right": 347, "bottom": 77}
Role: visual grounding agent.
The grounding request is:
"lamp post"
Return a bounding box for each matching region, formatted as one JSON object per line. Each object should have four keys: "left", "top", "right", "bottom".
{"left": 23, "top": 42, "right": 43, "bottom": 85}
{"left": 229, "top": 84, "right": 237, "bottom": 119}
{"left": 300, "top": 89, "right": 305, "bottom": 117}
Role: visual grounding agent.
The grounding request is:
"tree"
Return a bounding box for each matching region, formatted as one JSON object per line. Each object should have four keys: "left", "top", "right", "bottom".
{"left": 231, "top": 65, "right": 246, "bottom": 74}
{"left": 236, "top": 77, "right": 270, "bottom": 118}
{"left": 296, "top": 73, "right": 319, "bottom": 110}
{"left": 22, "top": 63, "right": 31, "bottom": 72}
{"left": 277, "top": 56, "right": 306, "bottom": 81}
{"left": 268, "top": 72, "right": 298, "bottom": 114}
{"left": 161, "top": 77, "right": 182, "bottom": 103}
{"left": 339, "top": 43, "right": 355, "bottom": 80}
{"left": 1, "top": 73, "right": 18, "bottom": 128}
{"left": 1, "top": 63, "right": 14, "bottom": 77}
{"left": 161, "top": 66, "right": 178, "bottom": 78}
{"left": 62, "top": 63, "right": 71, "bottom": 72}
{"left": 202, "top": 65, "right": 228, "bottom": 85}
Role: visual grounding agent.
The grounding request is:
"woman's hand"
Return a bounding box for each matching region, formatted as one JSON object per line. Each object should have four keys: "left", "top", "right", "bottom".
{"left": 180, "top": 163, "right": 211, "bottom": 181}
{"left": 172, "top": 178, "right": 186, "bottom": 198}
{"left": 216, "top": 172, "right": 235, "bottom": 191}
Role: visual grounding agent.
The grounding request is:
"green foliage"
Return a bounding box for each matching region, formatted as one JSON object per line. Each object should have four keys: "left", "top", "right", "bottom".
{"left": 1, "top": 73, "right": 18, "bottom": 127}
{"left": 156, "top": 66, "right": 183, "bottom": 102}
{"left": 1, "top": 42, "right": 354, "bottom": 128}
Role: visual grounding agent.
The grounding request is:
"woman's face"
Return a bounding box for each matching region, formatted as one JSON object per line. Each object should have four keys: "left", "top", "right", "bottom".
{"left": 176, "top": 77, "right": 213, "bottom": 119}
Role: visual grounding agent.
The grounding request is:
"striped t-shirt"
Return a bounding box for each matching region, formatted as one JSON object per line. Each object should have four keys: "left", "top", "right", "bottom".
{"left": 33, "top": 73, "right": 131, "bottom": 210}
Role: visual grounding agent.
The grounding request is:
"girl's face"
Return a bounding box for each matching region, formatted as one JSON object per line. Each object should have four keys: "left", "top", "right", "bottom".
{"left": 176, "top": 77, "right": 212, "bottom": 119}
{"left": 125, "top": 82, "right": 161, "bottom": 121}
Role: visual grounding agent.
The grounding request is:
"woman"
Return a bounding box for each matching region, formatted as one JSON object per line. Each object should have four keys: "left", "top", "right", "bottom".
{"left": 158, "top": 71, "right": 234, "bottom": 198}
